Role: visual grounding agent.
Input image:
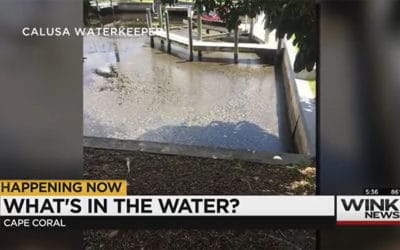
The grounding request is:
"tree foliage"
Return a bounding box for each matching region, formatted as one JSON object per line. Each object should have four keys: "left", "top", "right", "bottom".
{"left": 160, "top": 0, "right": 316, "bottom": 72}
{"left": 263, "top": 1, "right": 316, "bottom": 72}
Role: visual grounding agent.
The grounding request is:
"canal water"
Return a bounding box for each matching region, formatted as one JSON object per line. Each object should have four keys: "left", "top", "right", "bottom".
{"left": 83, "top": 35, "right": 292, "bottom": 153}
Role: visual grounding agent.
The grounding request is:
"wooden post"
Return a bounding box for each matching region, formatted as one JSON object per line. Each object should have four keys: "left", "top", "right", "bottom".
{"left": 145, "top": 12, "right": 149, "bottom": 28}
{"left": 150, "top": 29, "right": 155, "bottom": 48}
{"left": 264, "top": 13, "right": 270, "bottom": 43}
{"left": 146, "top": 8, "right": 152, "bottom": 28}
{"left": 113, "top": 40, "right": 120, "bottom": 63}
{"left": 159, "top": 4, "right": 164, "bottom": 28}
{"left": 249, "top": 18, "right": 254, "bottom": 40}
{"left": 95, "top": 0, "right": 102, "bottom": 27}
{"left": 110, "top": 0, "right": 115, "bottom": 20}
{"left": 146, "top": 8, "right": 154, "bottom": 48}
{"left": 165, "top": 10, "right": 171, "bottom": 53}
{"left": 234, "top": 27, "right": 239, "bottom": 63}
{"left": 197, "top": 5, "right": 202, "bottom": 58}
{"left": 197, "top": 6, "right": 203, "bottom": 40}
{"left": 188, "top": 7, "right": 193, "bottom": 61}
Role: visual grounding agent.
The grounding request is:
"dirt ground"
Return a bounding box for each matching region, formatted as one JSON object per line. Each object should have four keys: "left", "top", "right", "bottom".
{"left": 83, "top": 147, "right": 316, "bottom": 249}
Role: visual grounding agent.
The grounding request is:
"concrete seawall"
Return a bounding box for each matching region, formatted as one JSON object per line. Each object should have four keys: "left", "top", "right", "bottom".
{"left": 250, "top": 12, "right": 315, "bottom": 156}
{"left": 84, "top": 136, "right": 312, "bottom": 166}
{"left": 277, "top": 40, "right": 316, "bottom": 156}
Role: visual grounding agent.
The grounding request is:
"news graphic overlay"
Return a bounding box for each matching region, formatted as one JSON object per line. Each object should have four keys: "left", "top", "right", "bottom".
{"left": 3, "top": 180, "right": 400, "bottom": 228}
{"left": 0, "top": 180, "right": 127, "bottom": 196}
{"left": 364, "top": 188, "right": 400, "bottom": 195}
{"left": 0, "top": 180, "right": 335, "bottom": 229}
{"left": 0, "top": 180, "right": 126, "bottom": 229}
{"left": 337, "top": 196, "right": 400, "bottom": 225}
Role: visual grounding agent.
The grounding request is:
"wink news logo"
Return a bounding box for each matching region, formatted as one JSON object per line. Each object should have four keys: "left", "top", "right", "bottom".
{"left": 341, "top": 198, "right": 400, "bottom": 219}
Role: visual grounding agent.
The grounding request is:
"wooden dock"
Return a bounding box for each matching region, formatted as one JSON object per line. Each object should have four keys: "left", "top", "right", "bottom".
{"left": 147, "top": 6, "right": 277, "bottom": 63}
{"left": 166, "top": 5, "right": 193, "bottom": 12}
{"left": 152, "top": 30, "right": 275, "bottom": 51}
{"left": 90, "top": 0, "right": 118, "bottom": 10}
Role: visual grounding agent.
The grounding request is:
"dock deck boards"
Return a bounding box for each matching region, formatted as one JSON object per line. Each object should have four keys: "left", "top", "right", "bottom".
{"left": 151, "top": 30, "right": 277, "bottom": 53}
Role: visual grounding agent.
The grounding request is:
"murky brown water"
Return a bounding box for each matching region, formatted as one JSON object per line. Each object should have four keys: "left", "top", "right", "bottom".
{"left": 84, "top": 35, "right": 292, "bottom": 152}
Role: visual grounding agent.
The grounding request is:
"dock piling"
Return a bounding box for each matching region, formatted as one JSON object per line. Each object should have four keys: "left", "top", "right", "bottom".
{"left": 234, "top": 27, "right": 239, "bottom": 63}
{"left": 197, "top": 5, "right": 203, "bottom": 59}
{"left": 249, "top": 18, "right": 254, "bottom": 40}
{"left": 264, "top": 13, "right": 270, "bottom": 43}
{"left": 146, "top": 8, "right": 154, "bottom": 48}
{"left": 188, "top": 7, "right": 194, "bottom": 61}
{"left": 165, "top": 10, "right": 171, "bottom": 53}
{"left": 95, "top": 0, "right": 102, "bottom": 27}
{"left": 110, "top": 0, "right": 115, "bottom": 22}
{"left": 113, "top": 41, "right": 120, "bottom": 63}
{"left": 159, "top": 4, "right": 164, "bottom": 28}
{"left": 146, "top": 8, "right": 153, "bottom": 27}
